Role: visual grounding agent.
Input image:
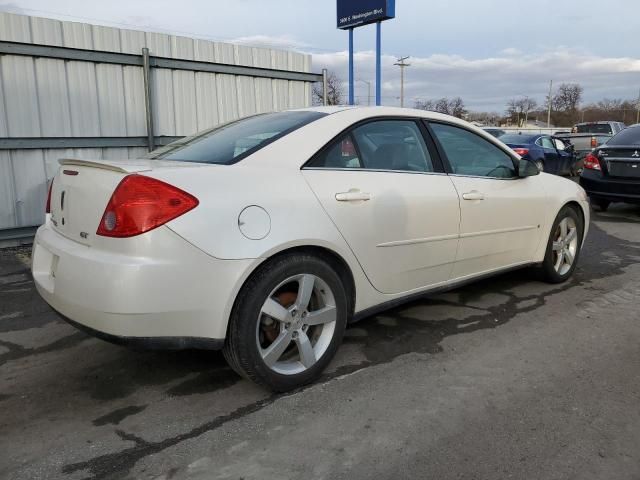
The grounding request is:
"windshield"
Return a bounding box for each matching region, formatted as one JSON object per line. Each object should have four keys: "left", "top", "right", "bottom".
{"left": 576, "top": 123, "right": 612, "bottom": 134}
{"left": 499, "top": 134, "right": 536, "bottom": 144}
{"left": 606, "top": 126, "right": 640, "bottom": 146}
{"left": 146, "top": 111, "right": 326, "bottom": 164}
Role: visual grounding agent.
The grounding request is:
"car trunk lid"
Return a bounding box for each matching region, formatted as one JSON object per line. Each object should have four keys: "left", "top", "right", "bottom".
{"left": 599, "top": 147, "right": 640, "bottom": 178}
{"left": 50, "top": 158, "right": 203, "bottom": 246}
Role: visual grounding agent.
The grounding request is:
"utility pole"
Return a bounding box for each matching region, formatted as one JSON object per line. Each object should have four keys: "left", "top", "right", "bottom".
{"left": 394, "top": 56, "right": 410, "bottom": 108}
{"left": 547, "top": 79, "right": 553, "bottom": 127}
{"left": 636, "top": 87, "right": 640, "bottom": 124}
{"left": 358, "top": 79, "right": 372, "bottom": 106}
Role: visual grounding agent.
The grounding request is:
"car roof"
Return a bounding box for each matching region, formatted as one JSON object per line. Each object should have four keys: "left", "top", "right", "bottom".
{"left": 291, "top": 105, "right": 480, "bottom": 128}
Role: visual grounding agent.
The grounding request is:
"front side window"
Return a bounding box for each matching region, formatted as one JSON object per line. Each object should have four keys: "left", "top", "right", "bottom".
{"left": 553, "top": 138, "right": 566, "bottom": 150}
{"left": 308, "top": 119, "right": 434, "bottom": 172}
{"left": 430, "top": 123, "right": 517, "bottom": 178}
{"left": 146, "top": 111, "right": 326, "bottom": 164}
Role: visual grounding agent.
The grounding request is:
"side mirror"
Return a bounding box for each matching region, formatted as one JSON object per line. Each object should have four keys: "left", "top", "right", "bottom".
{"left": 518, "top": 158, "right": 540, "bottom": 177}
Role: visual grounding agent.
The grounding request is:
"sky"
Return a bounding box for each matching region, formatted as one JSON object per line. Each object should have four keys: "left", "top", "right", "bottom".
{"left": 2, "top": 0, "right": 640, "bottom": 112}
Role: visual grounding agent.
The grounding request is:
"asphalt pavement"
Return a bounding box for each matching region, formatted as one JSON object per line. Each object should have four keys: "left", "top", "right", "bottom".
{"left": 1, "top": 204, "right": 639, "bottom": 480}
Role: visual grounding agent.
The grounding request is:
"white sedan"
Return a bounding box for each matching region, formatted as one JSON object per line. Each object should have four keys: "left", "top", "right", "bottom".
{"left": 32, "top": 107, "right": 589, "bottom": 391}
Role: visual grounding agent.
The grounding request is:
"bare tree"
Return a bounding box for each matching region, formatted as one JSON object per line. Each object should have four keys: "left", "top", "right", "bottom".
{"left": 449, "top": 97, "right": 467, "bottom": 118}
{"left": 434, "top": 98, "right": 451, "bottom": 115}
{"left": 312, "top": 71, "right": 344, "bottom": 106}
{"left": 415, "top": 97, "right": 466, "bottom": 118}
{"left": 414, "top": 99, "right": 435, "bottom": 111}
{"left": 553, "top": 83, "right": 583, "bottom": 112}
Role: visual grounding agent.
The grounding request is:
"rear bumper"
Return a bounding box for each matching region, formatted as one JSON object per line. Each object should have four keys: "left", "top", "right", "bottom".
{"left": 32, "top": 221, "right": 254, "bottom": 346}
{"left": 579, "top": 170, "right": 640, "bottom": 203}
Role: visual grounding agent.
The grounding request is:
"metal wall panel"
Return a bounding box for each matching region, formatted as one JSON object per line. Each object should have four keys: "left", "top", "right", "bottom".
{"left": 10, "top": 150, "right": 47, "bottom": 227}
{"left": 0, "top": 11, "right": 315, "bottom": 234}
{"left": 34, "top": 58, "right": 72, "bottom": 136}
{"left": 0, "top": 152, "right": 17, "bottom": 229}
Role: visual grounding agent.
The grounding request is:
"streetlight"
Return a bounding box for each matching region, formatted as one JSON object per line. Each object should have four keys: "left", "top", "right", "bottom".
{"left": 357, "top": 79, "right": 372, "bottom": 106}
{"left": 394, "top": 56, "right": 410, "bottom": 108}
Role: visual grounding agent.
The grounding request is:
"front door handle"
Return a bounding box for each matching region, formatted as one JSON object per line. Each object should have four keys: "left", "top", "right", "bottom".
{"left": 335, "top": 190, "right": 371, "bottom": 202}
{"left": 462, "top": 191, "right": 485, "bottom": 201}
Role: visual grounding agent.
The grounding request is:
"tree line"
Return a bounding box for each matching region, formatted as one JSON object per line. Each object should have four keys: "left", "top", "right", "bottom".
{"left": 314, "top": 73, "right": 640, "bottom": 128}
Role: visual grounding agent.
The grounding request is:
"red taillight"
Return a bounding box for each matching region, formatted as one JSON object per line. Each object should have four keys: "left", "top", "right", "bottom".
{"left": 96, "top": 175, "right": 199, "bottom": 238}
{"left": 513, "top": 148, "right": 529, "bottom": 156}
{"left": 45, "top": 179, "right": 53, "bottom": 214}
{"left": 590, "top": 136, "right": 598, "bottom": 149}
{"left": 583, "top": 153, "right": 602, "bottom": 171}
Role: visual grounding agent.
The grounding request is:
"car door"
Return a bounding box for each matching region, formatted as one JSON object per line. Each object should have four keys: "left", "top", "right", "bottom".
{"left": 540, "top": 136, "right": 560, "bottom": 173}
{"left": 553, "top": 137, "right": 572, "bottom": 174}
{"left": 302, "top": 119, "right": 460, "bottom": 294}
{"left": 427, "top": 121, "right": 547, "bottom": 280}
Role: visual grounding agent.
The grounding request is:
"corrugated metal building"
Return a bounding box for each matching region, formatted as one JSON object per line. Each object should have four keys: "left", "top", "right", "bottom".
{"left": 0, "top": 12, "right": 319, "bottom": 243}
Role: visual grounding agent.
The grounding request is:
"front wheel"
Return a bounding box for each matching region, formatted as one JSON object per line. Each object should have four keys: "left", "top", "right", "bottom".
{"left": 593, "top": 199, "right": 610, "bottom": 212}
{"left": 223, "top": 253, "right": 348, "bottom": 392}
{"left": 538, "top": 206, "right": 583, "bottom": 283}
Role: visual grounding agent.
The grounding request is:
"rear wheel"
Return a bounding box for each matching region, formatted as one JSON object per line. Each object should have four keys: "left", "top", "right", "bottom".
{"left": 538, "top": 206, "right": 583, "bottom": 283}
{"left": 223, "top": 253, "right": 348, "bottom": 392}
{"left": 535, "top": 160, "right": 545, "bottom": 172}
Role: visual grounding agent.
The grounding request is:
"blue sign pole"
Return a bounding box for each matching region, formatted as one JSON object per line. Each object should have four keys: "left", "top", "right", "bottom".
{"left": 348, "top": 28, "right": 354, "bottom": 105}
{"left": 375, "top": 21, "right": 381, "bottom": 106}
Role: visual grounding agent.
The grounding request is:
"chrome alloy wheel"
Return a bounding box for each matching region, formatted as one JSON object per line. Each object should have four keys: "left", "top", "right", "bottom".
{"left": 552, "top": 216, "right": 578, "bottom": 276}
{"left": 256, "top": 274, "right": 337, "bottom": 375}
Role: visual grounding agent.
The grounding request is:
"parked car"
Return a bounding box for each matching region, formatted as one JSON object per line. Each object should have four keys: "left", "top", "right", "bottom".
{"left": 32, "top": 107, "right": 590, "bottom": 391}
{"left": 557, "top": 121, "right": 625, "bottom": 160}
{"left": 483, "top": 127, "right": 506, "bottom": 138}
{"left": 499, "top": 133, "right": 577, "bottom": 175}
{"left": 580, "top": 123, "right": 640, "bottom": 210}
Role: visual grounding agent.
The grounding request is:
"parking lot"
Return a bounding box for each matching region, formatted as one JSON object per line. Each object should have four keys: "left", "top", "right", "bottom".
{"left": 1, "top": 204, "right": 639, "bottom": 480}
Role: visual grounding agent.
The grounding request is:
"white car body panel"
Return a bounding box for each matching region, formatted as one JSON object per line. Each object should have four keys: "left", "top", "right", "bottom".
{"left": 32, "top": 106, "right": 590, "bottom": 345}
{"left": 302, "top": 169, "right": 460, "bottom": 294}
{"left": 447, "top": 174, "right": 548, "bottom": 278}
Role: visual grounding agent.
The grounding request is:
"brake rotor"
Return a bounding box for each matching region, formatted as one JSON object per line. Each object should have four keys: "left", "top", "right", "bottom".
{"left": 261, "top": 291, "right": 297, "bottom": 343}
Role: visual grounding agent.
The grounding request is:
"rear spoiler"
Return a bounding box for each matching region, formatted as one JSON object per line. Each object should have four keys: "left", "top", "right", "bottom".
{"left": 58, "top": 158, "right": 153, "bottom": 174}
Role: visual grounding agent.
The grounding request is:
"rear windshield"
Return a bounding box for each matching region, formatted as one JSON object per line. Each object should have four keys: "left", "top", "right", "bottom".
{"left": 146, "top": 111, "right": 326, "bottom": 164}
{"left": 499, "top": 134, "right": 536, "bottom": 144}
{"left": 606, "top": 126, "right": 640, "bottom": 146}
{"left": 576, "top": 123, "right": 612, "bottom": 134}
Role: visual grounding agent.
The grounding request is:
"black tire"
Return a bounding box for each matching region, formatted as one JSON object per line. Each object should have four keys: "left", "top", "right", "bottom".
{"left": 223, "top": 253, "right": 348, "bottom": 392}
{"left": 593, "top": 199, "right": 610, "bottom": 212}
{"left": 535, "top": 160, "right": 545, "bottom": 172}
{"left": 538, "top": 205, "right": 584, "bottom": 284}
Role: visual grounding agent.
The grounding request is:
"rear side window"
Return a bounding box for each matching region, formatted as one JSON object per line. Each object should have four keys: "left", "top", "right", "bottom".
{"left": 576, "top": 123, "right": 613, "bottom": 134}
{"left": 606, "top": 126, "right": 640, "bottom": 146}
{"left": 540, "top": 137, "right": 555, "bottom": 149}
{"left": 146, "top": 111, "right": 326, "bottom": 164}
{"left": 308, "top": 119, "right": 435, "bottom": 172}
{"left": 430, "top": 122, "right": 516, "bottom": 178}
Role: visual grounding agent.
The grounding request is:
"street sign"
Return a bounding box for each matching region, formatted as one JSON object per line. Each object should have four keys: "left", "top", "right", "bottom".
{"left": 336, "top": 0, "right": 395, "bottom": 30}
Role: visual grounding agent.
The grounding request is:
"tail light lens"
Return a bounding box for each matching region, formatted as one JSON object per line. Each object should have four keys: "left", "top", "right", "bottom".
{"left": 45, "top": 179, "right": 53, "bottom": 214}
{"left": 590, "top": 136, "right": 598, "bottom": 149}
{"left": 513, "top": 148, "right": 529, "bottom": 156}
{"left": 97, "top": 175, "right": 199, "bottom": 238}
{"left": 583, "top": 153, "right": 602, "bottom": 171}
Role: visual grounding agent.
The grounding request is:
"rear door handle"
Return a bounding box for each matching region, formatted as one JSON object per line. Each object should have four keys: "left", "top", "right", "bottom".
{"left": 335, "top": 190, "right": 371, "bottom": 202}
{"left": 462, "top": 191, "right": 485, "bottom": 201}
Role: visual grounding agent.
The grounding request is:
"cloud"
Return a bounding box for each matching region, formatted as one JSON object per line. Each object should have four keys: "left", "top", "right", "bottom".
{"left": 500, "top": 47, "right": 522, "bottom": 56}
{"left": 310, "top": 48, "right": 640, "bottom": 111}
